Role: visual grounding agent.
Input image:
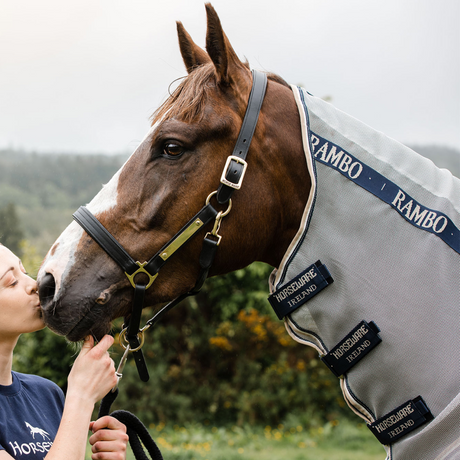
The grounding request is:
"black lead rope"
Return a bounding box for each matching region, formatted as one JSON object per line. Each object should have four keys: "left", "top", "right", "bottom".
{"left": 98, "top": 389, "right": 164, "bottom": 460}
{"left": 95, "top": 235, "right": 220, "bottom": 460}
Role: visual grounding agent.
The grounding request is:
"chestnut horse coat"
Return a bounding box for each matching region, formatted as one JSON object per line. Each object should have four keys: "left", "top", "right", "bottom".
{"left": 269, "top": 86, "right": 460, "bottom": 460}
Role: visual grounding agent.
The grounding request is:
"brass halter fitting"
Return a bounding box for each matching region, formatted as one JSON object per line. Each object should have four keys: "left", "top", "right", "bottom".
{"left": 205, "top": 191, "right": 232, "bottom": 245}
{"left": 125, "top": 261, "right": 158, "bottom": 290}
{"left": 119, "top": 327, "right": 145, "bottom": 352}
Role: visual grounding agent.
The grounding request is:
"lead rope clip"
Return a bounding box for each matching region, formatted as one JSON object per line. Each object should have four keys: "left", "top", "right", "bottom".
{"left": 112, "top": 344, "right": 130, "bottom": 392}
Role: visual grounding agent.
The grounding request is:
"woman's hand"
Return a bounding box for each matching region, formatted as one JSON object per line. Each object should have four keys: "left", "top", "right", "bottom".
{"left": 40, "top": 335, "right": 121, "bottom": 460}
{"left": 89, "top": 416, "right": 128, "bottom": 460}
{"left": 66, "top": 335, "right": 118, "bottom": 406}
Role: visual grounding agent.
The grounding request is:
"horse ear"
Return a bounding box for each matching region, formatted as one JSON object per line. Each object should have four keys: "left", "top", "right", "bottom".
{"left": 177, "top": 21, "right": 211, "bottom": 73}
{"left": 205, "top": 3, "right": 247, "bottom": 85}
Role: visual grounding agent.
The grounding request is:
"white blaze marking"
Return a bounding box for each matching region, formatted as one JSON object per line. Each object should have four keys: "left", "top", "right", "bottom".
{"left": 39, "top": 124, "right": 159, "bottom": 299}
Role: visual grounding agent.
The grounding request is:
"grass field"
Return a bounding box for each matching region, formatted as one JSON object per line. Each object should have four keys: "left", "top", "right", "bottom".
{"left": 108, "top": 419, "right": 386, "bottom": 460}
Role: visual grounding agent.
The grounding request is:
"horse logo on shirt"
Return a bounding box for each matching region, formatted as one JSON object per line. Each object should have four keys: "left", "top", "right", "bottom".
{"left": 25, "top": 422, "right": 51, "bottom": 440}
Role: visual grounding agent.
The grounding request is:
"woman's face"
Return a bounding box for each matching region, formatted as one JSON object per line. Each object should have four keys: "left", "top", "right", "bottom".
{"left": 0, "top": 245, "right": 44, "bottom": 339}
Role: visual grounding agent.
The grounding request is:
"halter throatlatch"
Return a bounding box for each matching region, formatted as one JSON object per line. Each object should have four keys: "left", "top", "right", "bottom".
{"left": 72, "top": 70, "right": 267, "bottom": 383}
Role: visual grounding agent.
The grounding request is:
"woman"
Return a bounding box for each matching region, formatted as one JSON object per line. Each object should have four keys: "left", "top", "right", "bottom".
{"left": 0, "top": 244, "right": 128, "bottom": 460}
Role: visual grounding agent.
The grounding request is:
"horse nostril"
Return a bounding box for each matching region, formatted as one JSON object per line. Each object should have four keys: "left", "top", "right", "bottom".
{"left": 39, "top": 273, "right": 56, "bottom": 305}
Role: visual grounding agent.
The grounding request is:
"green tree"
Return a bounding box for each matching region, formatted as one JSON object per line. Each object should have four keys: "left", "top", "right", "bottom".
{"left": 13, "top": 329, "right": 74, "bottom": 390}
{"left": 0, "top": 203, "right": 24, "bottom": 256}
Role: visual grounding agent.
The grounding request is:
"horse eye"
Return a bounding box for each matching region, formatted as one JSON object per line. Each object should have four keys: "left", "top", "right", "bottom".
{"left": 163, "top": 143, "right": 184, "bottom": 157}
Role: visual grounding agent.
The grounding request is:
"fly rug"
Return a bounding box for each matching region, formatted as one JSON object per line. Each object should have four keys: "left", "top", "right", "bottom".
{"left": 268, "top": 86, "right": 460, "bottom": 460}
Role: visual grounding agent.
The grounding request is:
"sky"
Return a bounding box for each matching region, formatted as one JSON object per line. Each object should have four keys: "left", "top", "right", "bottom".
{"left": 0, "top": 0, "right": 459, "bottom": 154}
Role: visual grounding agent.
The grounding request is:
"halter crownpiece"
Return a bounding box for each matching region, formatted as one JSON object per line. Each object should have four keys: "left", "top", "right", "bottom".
{"left": 217, "top": 70, "right": 267, "bottom": 204}
{"left": 72, "top": 70, "right": 267, "bottom": 382}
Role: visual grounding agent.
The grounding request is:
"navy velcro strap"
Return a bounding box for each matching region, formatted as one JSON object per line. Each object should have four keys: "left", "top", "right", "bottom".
{"left": 321, "top": 320, "right": 382, "bottom": 377}
{"left": 368, "top": 396, "right": 433, "bottom": 445}
{"left": 268, "top": 260, "right": 333, "bottom": 320}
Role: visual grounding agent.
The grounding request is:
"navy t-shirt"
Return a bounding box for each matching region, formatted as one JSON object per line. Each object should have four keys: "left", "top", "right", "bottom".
{"left": 0, "top": 371, "right": 65, "bottom": 459}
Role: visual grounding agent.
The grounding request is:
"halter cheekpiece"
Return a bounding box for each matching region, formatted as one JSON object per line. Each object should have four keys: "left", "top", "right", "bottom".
{"left": 73, "top": 70, "right": 267, "bottom": 382}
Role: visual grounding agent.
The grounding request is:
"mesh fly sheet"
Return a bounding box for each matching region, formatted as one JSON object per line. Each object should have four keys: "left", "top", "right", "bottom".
{"left": 269, "top": 85, "right": 460, "bottom": 460}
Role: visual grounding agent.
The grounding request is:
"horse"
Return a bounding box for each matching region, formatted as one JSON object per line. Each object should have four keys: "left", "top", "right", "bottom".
{"left": 25, "top": 422, "right": 51, "bottom": 441}
{"left": 37, "top": 4, "right": 460, "bottom": 460}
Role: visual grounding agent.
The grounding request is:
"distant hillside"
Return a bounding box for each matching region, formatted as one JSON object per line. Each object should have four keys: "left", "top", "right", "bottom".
{"left": 409, "top": 145, "right": 460, "bottom": 178}
{"left": 0, "top": 145, "right": 458, "bottom": 256}
{"left": 0, "top": 149, "right": 128, "bottom": 210}
{"left": 0, "top": 149, "right": 128, "bottom": 254}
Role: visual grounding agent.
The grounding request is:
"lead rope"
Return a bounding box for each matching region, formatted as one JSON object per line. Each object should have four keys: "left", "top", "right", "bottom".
{"left": 96, "top": 232, "right": 220, "bottom": 460}
{"left": 97, "top": 345, "right": 163, "bottom": 460}
{"left": 98, "top": 388, "right": 164, "bottom": 460}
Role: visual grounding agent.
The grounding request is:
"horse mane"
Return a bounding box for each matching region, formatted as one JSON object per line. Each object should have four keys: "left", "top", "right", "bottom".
{"left": 151, "top": 66, "right": 290, "bottom": 126}
{"left": 266, "top": 72, "right": 290, "bottom": 88}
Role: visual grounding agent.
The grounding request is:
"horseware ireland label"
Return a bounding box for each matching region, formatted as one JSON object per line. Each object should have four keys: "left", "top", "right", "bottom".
{"left": 268, "top": 260, "right": 333, "bottom": 319}
{"left": 368, "top": 396, "right": 433, "bottom": 445}
{"left": 321, "top": 320, "right": 382, "bottom": 377}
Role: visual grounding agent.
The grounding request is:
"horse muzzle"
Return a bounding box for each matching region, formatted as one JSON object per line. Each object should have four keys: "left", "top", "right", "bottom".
{"left": 38, "top": 271, "right": 116, "bottom": 341}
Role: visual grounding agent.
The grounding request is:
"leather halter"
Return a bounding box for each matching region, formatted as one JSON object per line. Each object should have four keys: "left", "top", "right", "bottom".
{"left": 73, "top": 70, "right": 267, "bottom": 381}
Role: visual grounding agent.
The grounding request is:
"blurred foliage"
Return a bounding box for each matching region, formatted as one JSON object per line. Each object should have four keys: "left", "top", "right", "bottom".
{"left": 0, "top": 203, "right": 24, "bottom": 256}
{"left": 20, "top": 239, "right": 45, "bottom": 278}
{"left": 113, "top": 419, "right": 384, "bottom": 460}
{"left": 13, "top": 329, "right": 74, "bottom": 391}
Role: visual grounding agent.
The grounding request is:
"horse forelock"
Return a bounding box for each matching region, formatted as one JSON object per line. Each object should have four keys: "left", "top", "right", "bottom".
{"left": 151, "top": 65, "right": 218, "bottom": 126}
{"left": 151, "top": 64, "right": 289, "bottom": 129}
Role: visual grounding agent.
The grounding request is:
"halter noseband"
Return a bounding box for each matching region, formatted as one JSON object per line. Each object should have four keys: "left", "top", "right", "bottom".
{"left": 73, "top": 70, "right": 267, "bottom": 382}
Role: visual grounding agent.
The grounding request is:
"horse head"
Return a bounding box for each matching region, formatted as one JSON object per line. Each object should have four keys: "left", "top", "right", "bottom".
{"left": 37, "top": 3, "right": 309, "bottom": 341}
